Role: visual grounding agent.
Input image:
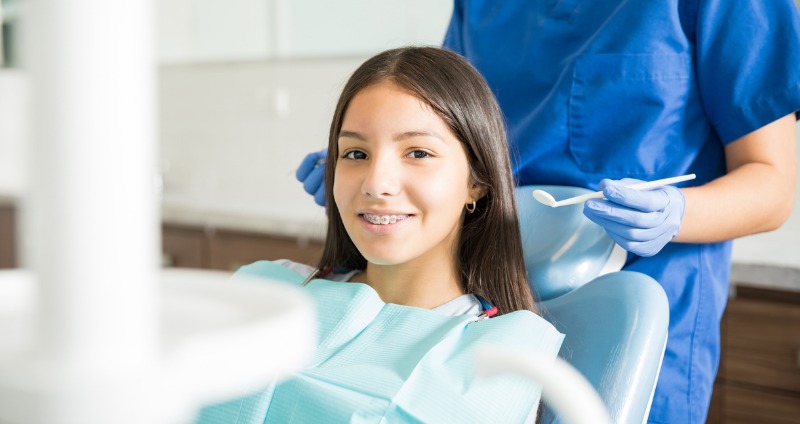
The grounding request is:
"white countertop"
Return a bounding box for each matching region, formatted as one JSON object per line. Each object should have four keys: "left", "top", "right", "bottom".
{"left": 729, "top": 263, "right": 800, "bottom": 293}
{"left": 0, "top": 189, "right": 328, "bottom": 239}
{"left": 161, "top": 193, "right": 327, "bottom": 240}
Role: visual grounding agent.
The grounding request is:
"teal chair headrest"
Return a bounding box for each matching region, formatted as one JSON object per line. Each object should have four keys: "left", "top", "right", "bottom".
{"left": 515, "top": 186, "right": 627, "bottom": 301}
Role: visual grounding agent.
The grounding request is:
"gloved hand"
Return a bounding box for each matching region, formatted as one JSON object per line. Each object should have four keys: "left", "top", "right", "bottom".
{"left": 296, "top": 148, "right": 328, "bottom": 207}
{"left": 583, "top": 178, "right": 686, "bottom": 257}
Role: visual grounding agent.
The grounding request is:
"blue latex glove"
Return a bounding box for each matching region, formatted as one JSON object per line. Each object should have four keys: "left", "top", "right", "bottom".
{"left": 296, "top": 148, "right": 327, "bottom": 207}
{"left": 583, "top": 178, "right": 686, "bottom": 257}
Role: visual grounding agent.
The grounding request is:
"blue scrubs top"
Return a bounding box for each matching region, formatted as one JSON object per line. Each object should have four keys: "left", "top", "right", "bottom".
{"left": 444, "top": 1, "right": 800, "bottom": 422}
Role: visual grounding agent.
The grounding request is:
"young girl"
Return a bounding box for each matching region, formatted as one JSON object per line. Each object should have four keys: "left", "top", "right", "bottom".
{"left": 196, "top": 47, "right": 563, "bottom": 423}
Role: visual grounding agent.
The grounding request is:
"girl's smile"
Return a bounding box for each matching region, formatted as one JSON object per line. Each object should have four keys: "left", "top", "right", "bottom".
{"left": 358, "top": 211, "right": 414, "bottom": 235}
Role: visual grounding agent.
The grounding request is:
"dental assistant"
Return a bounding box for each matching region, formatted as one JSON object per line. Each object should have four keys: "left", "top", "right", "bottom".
{"left": 444, "top": 1, "right": 800, "bottom": 422}
{"left": 297, "top": 1, "right": 800, "bottom": 422}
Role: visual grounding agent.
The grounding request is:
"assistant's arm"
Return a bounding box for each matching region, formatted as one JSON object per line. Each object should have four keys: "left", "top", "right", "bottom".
{"left": 583, "top": 114, "right": 797, "bottom": 257}
{"left": 676, "top": 113, "right": 797, "bottom": 243}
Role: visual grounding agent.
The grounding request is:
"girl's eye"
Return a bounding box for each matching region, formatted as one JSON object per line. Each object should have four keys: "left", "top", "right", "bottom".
{"left": 408, "top": 150, "right": 432, "bottom": 159}
{"left": 342, "top": 150, "right": 367, "bottom": 160}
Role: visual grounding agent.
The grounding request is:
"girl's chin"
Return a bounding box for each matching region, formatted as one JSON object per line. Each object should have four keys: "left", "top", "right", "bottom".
{"left": 356, "top": 242, "right": 413, "bottom": 266}
{"left": 358, "top": 254, "right": 405, "bottom": 267}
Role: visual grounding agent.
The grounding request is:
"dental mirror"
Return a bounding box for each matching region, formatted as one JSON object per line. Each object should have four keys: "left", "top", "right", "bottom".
{"left": 532, "top": 174, "right": 696, "bottom": 208}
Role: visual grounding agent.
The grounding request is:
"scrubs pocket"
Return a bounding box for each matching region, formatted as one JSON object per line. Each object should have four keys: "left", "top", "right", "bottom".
{"left": 569, "top": 53, "right": 692, "bottom": 178}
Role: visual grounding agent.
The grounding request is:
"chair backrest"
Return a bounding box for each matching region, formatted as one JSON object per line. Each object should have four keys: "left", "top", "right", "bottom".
{"left": 515, "top": 186, "right": 669, "bottom": 424}
{"left": 514, "top": 186, "right": 628, "bottom": 301}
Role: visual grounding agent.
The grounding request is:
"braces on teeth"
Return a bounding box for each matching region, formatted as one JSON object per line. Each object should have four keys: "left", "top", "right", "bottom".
{"left": 364, "top": 214, "right": 408, "bottom": 225}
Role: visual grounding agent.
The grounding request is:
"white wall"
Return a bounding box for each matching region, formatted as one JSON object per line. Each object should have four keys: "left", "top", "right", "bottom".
{"left": 0, "top": 70, "right": 28, "bottom": 196}
{"left": 156, "top": 0, "right": 453, "bottom": 63}
{"left": 158, "top": 0, "right": 273, "bottom": 63}
{"left": 158, "top": 57, "right": 362, "bottom": 236}
{"left": 731, "top": 129, "right": 800, "bottom": 268}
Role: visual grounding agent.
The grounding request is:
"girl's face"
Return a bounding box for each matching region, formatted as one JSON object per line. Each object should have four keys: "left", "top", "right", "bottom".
{"left": 334, "top": 82, "right": 478, "bottom": 269}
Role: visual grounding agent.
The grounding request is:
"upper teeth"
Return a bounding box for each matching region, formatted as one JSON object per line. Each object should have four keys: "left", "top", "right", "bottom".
{"left": 364, "top": 214, "right": 408, "bottom": 225}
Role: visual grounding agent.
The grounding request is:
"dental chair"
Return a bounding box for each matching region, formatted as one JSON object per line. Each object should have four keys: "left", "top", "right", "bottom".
{"left": 515, "top": 186, "right": 669, "bottom": 424}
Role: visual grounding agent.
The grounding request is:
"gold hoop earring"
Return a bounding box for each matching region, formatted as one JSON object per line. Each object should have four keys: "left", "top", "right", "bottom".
{"left": 466, "top": 200, "right": 476, "bottom": 214}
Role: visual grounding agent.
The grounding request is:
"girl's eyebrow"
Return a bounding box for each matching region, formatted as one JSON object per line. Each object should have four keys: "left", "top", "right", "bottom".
{"left": 338, "top": 130, "right": 366, "bottom": 140}
{"left": 338, "top": 130, "right": 445, "bottom": 142}
{"left": 396, "top": 131, "right": 445, "bottom": 142}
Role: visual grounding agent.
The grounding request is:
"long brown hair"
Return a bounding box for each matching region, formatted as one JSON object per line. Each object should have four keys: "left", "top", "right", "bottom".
{"left": 317, "top": 47, "right": 535, "bottom": 315}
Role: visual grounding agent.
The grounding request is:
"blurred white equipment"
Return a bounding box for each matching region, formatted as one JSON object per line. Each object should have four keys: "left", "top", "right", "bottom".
{"left": 0, "top": 270, "right": 315, "bottom": 424}
{"left": 476, "top": 348, "right": 611, "bottom": 424}
{"left": 0, "top": 1, "right": 315, "bottom": 423}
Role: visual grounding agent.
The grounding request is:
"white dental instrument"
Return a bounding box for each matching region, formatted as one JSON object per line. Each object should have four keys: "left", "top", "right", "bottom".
{"left": 532, "top": 174, "right": 696, "bottom": 208}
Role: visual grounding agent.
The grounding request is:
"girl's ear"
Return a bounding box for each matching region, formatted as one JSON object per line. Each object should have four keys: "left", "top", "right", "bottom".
{"left": 468, "top": 182, "right": 488, "bottom": 204}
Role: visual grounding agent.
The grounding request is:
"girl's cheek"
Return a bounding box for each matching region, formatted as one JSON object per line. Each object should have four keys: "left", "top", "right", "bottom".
{"left": 333, "top": 169, "right": 357, "bottom": 201}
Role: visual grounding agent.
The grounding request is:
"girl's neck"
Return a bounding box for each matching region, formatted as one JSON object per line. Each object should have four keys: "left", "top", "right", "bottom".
{"left": 351, "top": 260, "right": 465, "bottom": 309}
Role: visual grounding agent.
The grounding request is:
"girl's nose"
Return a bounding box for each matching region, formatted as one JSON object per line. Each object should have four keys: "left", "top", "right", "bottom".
{"left": 361, "top": 155, "right": 400, "bottom": 198}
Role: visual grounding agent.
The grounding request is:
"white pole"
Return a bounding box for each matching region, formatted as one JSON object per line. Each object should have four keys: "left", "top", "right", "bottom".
{"left": 23, "top": 0, "right": 158, "bottom": 418}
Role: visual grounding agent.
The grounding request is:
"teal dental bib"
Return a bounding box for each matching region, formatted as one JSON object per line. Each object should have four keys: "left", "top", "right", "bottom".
{"left": 196, "top": 261, "right": 563, "bottom": 423}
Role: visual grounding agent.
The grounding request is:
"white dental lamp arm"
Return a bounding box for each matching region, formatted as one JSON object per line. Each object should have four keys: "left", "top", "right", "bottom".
{"left": 475, "top": 347, "right": 612, "bottom": 424}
